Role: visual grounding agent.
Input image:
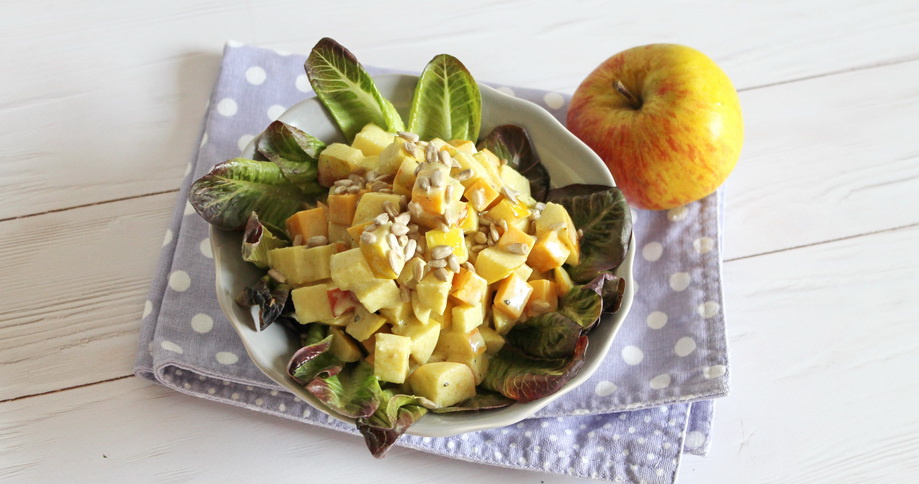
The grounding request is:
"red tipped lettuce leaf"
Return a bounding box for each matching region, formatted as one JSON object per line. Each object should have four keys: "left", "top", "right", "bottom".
{"left": 189, "top": 158, "right": 313, "bottom": 231}
{"left": 547, "top": 185, "right": 632, "bottom": 283}
{"left": 481, "top": 335, "right": 588, "bottom": 402}
{"left": 357, "top": 392, "right": 434, "bottom": 458}
{"left": 478, "top": 125, "right": 551, "bottom": 202}
{"left": 429, "top": 391, "right": 515, "bottom": 414}
{"left": 306, "top": 361, "right": 382, "bottom": 419}
{"left": 257, "top": 121, "right": 326, "bottom": 195}
{"left": 234, "top": 275, "right": 290, "bottom": 331}
{"left": 504, "top": 312, "right": 583, "bottom": 359}
{"left": 241, "top": 212, "right": 289, "bottom": 268}
{"left": 287, "top": 331, "right": 343, "bottom": 384}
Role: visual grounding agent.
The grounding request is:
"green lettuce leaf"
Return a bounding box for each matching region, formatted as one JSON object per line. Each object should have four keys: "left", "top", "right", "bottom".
{"left": 504, "top": 312, "right": 583, "bottom": 358}
{"left": 559, "top": 285, "right": 603, "bottom": 328}
{"left": 234, "top": 275, "right": 290, "bottom": 331}
{"left": 188, "top": 158, "right": 312, "bottom": 231}
{"left": 306, "top": 361, "right": 383, "bottom": 419}
{"left": 547, "top": 184, "right": 632, "bottom": 283}
{"left": 477, "top": 125, "right": 551, "bottom": 202}
{"left": 287, "top": 331, "right": 344, "bottom": 384}
{"left": 357, "top": 391, "right": 433, "bottom": 458}
{"left": 305, "top": 37, "right": 404, "bottom": 142}
{"left": 407, "top": 54, "right": 481, "bottom": 142}
{"left": 241, "top": 212, "right": 289, "bottom": 268}
{"left": 257, "top": 121, "right": 326, "bottom": 195}
{"left": 481, "top": 335, "right": 588, "bottom": 402}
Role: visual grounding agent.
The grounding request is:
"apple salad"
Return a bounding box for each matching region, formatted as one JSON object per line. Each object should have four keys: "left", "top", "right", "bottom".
{"left": 189, "top": 38, "right": 632, "bottom": 457}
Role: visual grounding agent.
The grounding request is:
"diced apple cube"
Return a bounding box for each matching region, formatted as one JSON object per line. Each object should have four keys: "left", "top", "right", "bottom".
{"left": 534, "top": 202, "right": 580, "bottom": 265}
{"left": 457, "top": 203, "right": 478, "bottom": 233}
{"left": 392, "top": 318, "right": 442, "bottom": 364}
{"left": 328, "top": 326, "right": 362, "bottom": 362}
{"left": 378, "top": 139, "right": 420, "bottom": 175}
{"left": 494, "top": 273, "right": 533, "bottom": 320}
{"left": 373, "top": 333, "right": 412, "bottom": 383}
{"left": 291, "top": 283, "right": 336, "bottom": 323}
{"left": 411, "top": 291, "right": 432, "bottom": 325}
{"left": 345, "top": 305, "right": 388, "bottom": 342}
{"left": 360, "top": 223, "right": 404, "bottom": 279}
{"left": 352, "top": 192, "right": 404, "bottom": 225}
{"left": 408, "top": 362, "right": 476, "bottom": 408}
{"left": 379, "top": 302, "right": 413, "bottom": 328}
{"left": 268, "top": 244, "right": 337, "bottom": 285}
{"left": 526, "top": 279, "right": 558, "bottom": 317}
{"left": 452, "top": 302, "right": 484, "bottom": 333}
{"left": 492, "top": 307, "right": 518, "bottom": 335}
{"left": 431, "top": 328, "right": 488, "bottom": 384}
{"left": 415, "top": 271, "right": 454, "bottom": 315}
{"left": 353, "top": 280, "right": 402, "bottom": 313}
{"left": 474, "top": 247, "right": 527, "bottom": 284}
{"left": 478, "top": 326, "right": 505, "bottom": 354}
{"left": 352, "top": 123, "right": 396, "bottom": 156}
{"left": 318, "top": 143, "right": 366, "bottom": 186}
{"left": 448, "top": 139, "right": 477, "bottom": 153}
{"left": 499, "top": 164, "right": 532, "bottom": 198}
{"left": 330, "top": 248, "right": 376, "bottom": 291}
{"left": 553, "top": 267, "right": 575, "bottom": 297}
{"left": 528, "top": 230, "right": 571, "bottom": 272}
{"left": 393, "top": 157, "right": 420, "bottom": 196}
{"left": 327, "top": 221, "right": 352, "bottom": 247}
{"left": 513, "top": 263, "right": 533, "bottom": 282}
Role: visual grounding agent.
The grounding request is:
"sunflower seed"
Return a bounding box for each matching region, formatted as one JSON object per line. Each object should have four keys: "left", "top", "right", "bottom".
{"left": 489, "top": 224, "right": 500, "bottom": 242}
{"left": 478, "top": 215, "right": 495, "bottom": 226}
{"left": 498, "top": 219, "right": 508, "bottom": 233}
{"left": 428, "top": 258, "right": 447, "bottom": 269}
{"left": 402, "top": 141, "right": 416, "bottom": 154}
{"left": 374, "top": 213, "right": 390, "bottom": 225}
{"left": 499, "top": 157, "right": 508, "bottom": 166}
{"left": 363, "top": 223, "right": 378, "bottom": 232}
{"left": 444, "top": 184, "right": 454, "bottom": 200}
{"left": 456, "top": 169, "right": 472, "bottom": 181}
{"left": 399, "top": 284, "right": 411, "bottom": 302}
{"left": 535, "top": 202, "right": 546, "bottom": 211}
{"left": 452, "top": 158, "right": 461, "bottom": 169}
{"left": 388, "top": 250, "right": 403, "bottom": 273}
{"left": 267, "top": 268, "right": 287, "bottom": 284}
{"left": 418, "top": 176, "right": 431, "bottom": 191}
{"left": 501, "top": 186, "right": 518, "bottom": 205}
{"left": 390, "top": 224, "right": 408, "bottom": 236}
{"left": 404, "top": 239, "right": 417, "bottom": 259}
{"left": 414, "top": 162, "right": 424, "bottom": 176}
{"left": 430, "top": 169, "right": 444, "bottom": 188}
{"left": 473, "top": 231, "right": 488, "bottom": 244}
{"left": 439, "top": 150, "right": 451, "bottom": 165}
{"left": 447, "top": 254, "right": 460, "bottom": 273}
{"left": 433, "top": 267, "right": 450, "bottom": 282}
{"left": 408, "top": 201, "right": 423, "bottom": 218}
{"left": 462, "top": 261, "right": 475, "bottom": 272}
{"left": 577, "top": 228, "right": 584, "bottom": 239}
{"left": 407, "top": 223, "right": 419, "bottom": 234}
{"left": 431, "top": 245, "right": 453, "bottom": 260}
{"left": 438, "top": 222, "right": 450, "bottom": 232}
{"left": 413, "top": 258, "right": 425, "bottom": 282}
{"left": 349, "top": 174, "right": 365, "bottom": 185}
{"left": 347, "top": 185, "right": 362, "bottom": 194}
{"left": 505, "top": 243, "right": 529, "bottom": 255}
{"left": 333, "top": 186, "right": 347, "bottom": 195}
{"left": 397, "top": 236, "right": 408, "bottom": 247}
{"left": 365, "top": 170, "right": 378, "bottom": 182}
{"left": 386, "top": 233, "right": 400, "bottom": 249}
{"left": 471, "top": 244, "right": 487, "bottom": 252}
{"left": 292, "top": 235, "right": 303, "bottom": 246}
{"left": 361, "top": 232, "right": 377, "bottom": 245}
{"left": 426, "top": 143, "right": 439, "bottom": 163}
{"left": 397, "top": 131, "right": 419, "bottom": 142}
{"left": 305, "top": 236, "right": 325, "bottom": 247}
{"left": 383, "top": 201, "right": 397, "bottom": 218}
{"left": 394, "top": 212, "right": 411, "bottom": 226}
{"left": 471, "top": 189, "right": 485, "bottom": 209}
{"left": 335, "top": 178, "right": 353, "bottom": 187}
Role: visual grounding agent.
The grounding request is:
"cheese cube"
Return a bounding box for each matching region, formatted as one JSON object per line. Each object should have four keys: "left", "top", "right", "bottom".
{"left": 425, "top": 226, "right": 468, "bottom": 264}
{"left": 285, "top": 207, "right": 328, "bottom": 242}
{"left": 352, "top": 280, "right": 402, "bottom": 313}
{"left": 478, "top": 326, "right": 505, "bottom": 354}
{"left": 534, "top": 202, "right": 580, "bottom": 265}
{"left": 360, "top": 223, "right": 404, "bottom": 279}
{"left": 450, "top": 268, "right": 488, "bottom": 307}
{"left": 528, "top": 230, "right": 571, "bottom": 272}
{"left": 494, "top": 273, "right": 533, "bottom": 319}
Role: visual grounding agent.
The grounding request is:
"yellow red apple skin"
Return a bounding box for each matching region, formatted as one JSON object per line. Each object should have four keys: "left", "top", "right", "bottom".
{"left": 567, "top": 44, "right": 744, "bottom": 210}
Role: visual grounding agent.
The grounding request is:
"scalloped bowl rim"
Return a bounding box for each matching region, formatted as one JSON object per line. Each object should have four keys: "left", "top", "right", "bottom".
{"left": 210, "top": 73, "right": 635, "bottom": 437}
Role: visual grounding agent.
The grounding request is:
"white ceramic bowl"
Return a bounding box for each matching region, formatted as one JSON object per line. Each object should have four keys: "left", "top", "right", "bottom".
{"left": 211, "top": 74, "right": 635, "bottom": 437}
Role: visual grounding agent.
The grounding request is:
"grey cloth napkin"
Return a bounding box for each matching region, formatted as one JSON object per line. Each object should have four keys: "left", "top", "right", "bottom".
{"left": 135, "top": 42, "right": 729, "bottom": 483}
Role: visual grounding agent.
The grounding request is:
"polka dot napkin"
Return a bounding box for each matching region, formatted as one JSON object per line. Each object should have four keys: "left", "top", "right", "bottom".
{"left": 135, "top": 42, "right": 730, "bottom": 483}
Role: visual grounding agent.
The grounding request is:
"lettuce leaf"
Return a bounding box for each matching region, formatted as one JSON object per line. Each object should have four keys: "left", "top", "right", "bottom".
{"left": 477, "top": 125, "right": 551, "bottom": 202}
{"left": 481, "top": 335, "right": 588, "bottom": 402}
{"left": 188, "top": 158, "right": 312, "bottom": 231}
{"left": 408, "top": 54, "right": 481, "bottom": 142}
{"left": 287, "top": 331, "right": 344, "bottom": 384}
{"left": 547, "top": 185, "right": 632, "bottom": 283}
{"left": 357, "top": 392, "right": 433, "bottom": 458}
{"left": 241, "top": 212, "right": 289, "bottom": 268}
{"left": 306, "top": 361, "right": 382, "bottom": 419}
{"left": 234, "top": 275, "right": 290, "bottom": 331}
{"left": 257, "top": 121, "right": 326, "bottom": 195}
{"left": 504, "top": 312, "right": 583, "bottom": 359}
{"left": 429, "top": 392, "right": 515, "bottom": 414}
{"left": 305, "top": 37, "right": 404, "bottom": 142}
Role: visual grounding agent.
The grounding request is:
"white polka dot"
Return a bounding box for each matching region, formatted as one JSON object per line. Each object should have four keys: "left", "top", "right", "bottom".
{"left": 693, "top": 237, "right": 715, "bottom": 254}
{"left": 496, "top": 86, "right": 515, "bottom": 96}
{"left": 668, "top": 205, "right": 688, "bottom": 221}
{"left": 142, "top": 300, "right": 153, "bottom": 319}
{"left": 295, "top": 74, "right": 310, "bottom": 92}
{"left": 646, "top": 311, "right": 668, "bottom": 329}
{"left": 549, "top": 434, "right": 558, "bottom": 442}
{"left": 669, "top": 272, "right": 691, "bottom": 291}
{"left": 703, "top": 365, "right": 726, "bottom": 379}
{"left": 183, "top": 383, "right": 191, "bottom": 389}
{"left": 237, "top": 134, "right": 255, "bottom": 151}
{"left": 594, "top": 380, "right": 617, "bottom": 396}
{"left": 199, "top": 238, "right": 213, "bottom": 258}
{"left": 231, "top": 392, "right": 240, "bottom": 400}
{"left": 543, "top": 92, "right": 565, "bottom": 110}
{"left": 641, "top": 241, "right": 663, "bottom": 261}
{"left": 494, "top": 451, "right": 503, "bottom": 459}
{"left": 674, "top": 337, "right": 697, "bottom": 357}
{"left": 684, "top": 430, "right": 705, "bottom": 449}
{"left": 621, "top": 345, "right": 644, "bottom": 365}
{"left": 697, "top": 301, "right": 721, "bottom": 318}
{"left": 216, "top": 98, "right": 238, "bottom": 116}
{"left": 267, "top": 104, "right": 286, "bottom": 121}
{"left": 270, "top": 390, "right": 278, "bottom": 396}
{"left": 216, "top": 351, "right": 239, "bottom": 365}
{"left": 207, "top": 387, "right": 216, "bottom": 395}
{"left": 200, "top": 132, "right": 208, "bottom": 148}
{"left": 168, "top": 270, "right": 191, "bottom": 292}
{"left": 656, "top": 469, "right": 665, "bottom": 477}
{"left": 255, "top": 397, "right": 264, "bottom": 406}
{"left": 650, "top": 374, "right": 671, "bottom": 390}
{"left": 184, "top": 201, "right": 196, "bottom": 216}
{"left": 162, "top": 229, "right": 173, "bottom": 246}
{"left": 279, "top": 403, "right": 287, "bottom": 412}
{"left": 160, "top": 340, "right": 184, "bottom": 354}
{"left": 245, "top": 66, "right": 267, "bottom": 85}
{"left": 226, "top": 40, "right": 244, "bottom": 48}
{"left": 302, "top": 408, "right": 311, "bottom": 417}
{"left": 191, "top": 313, "right": 214, "bottom": 333}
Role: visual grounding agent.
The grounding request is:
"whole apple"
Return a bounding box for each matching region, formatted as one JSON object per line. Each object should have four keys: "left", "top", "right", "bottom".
{"left": 567, "top": 44, "right": 743, "bottom": 210}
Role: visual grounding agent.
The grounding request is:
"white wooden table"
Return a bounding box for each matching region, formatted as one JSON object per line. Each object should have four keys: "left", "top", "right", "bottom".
{"left": 3, "top": 1, "right": 918, "bottom": 482}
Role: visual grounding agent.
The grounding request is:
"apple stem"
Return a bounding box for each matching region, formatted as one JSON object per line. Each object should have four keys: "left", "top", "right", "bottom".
{"left": 614, "top": 80, "right": 642, "bottom": 110}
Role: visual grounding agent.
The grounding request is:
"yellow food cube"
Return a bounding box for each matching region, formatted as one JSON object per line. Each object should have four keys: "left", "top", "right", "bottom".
{"left": 535, "top": 202, "right": 580, "bottom": 265}
{"left": 415, "top": 271, "right": 454, "bottom": 315}
{"left": 352, "top": 280, "right": 402, "bottom": 313}
{"left": 330, "top": 248, "right": 376, "bottom": 291}
{"left": 291, "top": 283, "right": 336, "bottom": 323}
{"left": 408, "top": 362, "right": 476, "bottom": 408}
{"left": 425, "top": 226, "right": 468, "bottom": 264}
{"left": 392, "top": 318, "right": 442, "bottom": 364}
{"left": 378, "top": 139, "right": 421, "bottom": 175}
{"left": 285, "top": 207, "right": 328, "bottom": 242}
{"left": 472, "top": 150, "right": 504, "bottom": 185}
{"left": 328, "top": 326, "right": 362, "bottom": 362}
{"left": 328, "top": 193, "right": 358, "bottom": 225}
{"left": 450, "top": 268, "right": 488, "bottom": 307}
{"left": 492, "top": 307, "right": 518, "bottom": 335}
{"left": 478, "top": 326, "right": 505, "bottom": 354}
{"left": 379, "top": 302, "right": 413, "bottom": 328}
{"left": 496, "top": 225, "right": 536, "bottom": 252}
{"left": 352, "top": 123, "right": 396, "bottom": 156}
{"left": 499, "top": 164, "right": 532, "bottom": 198}
{"left": 373, "top": 333, "right": 412, "bottom": 384}
{"left": 463, "top": 177, "right": 500, "bottom": 211}
{"left": 553, "top": 267, "right": 575, "bottom": 297}
{"left": 393, "top": 157, "right": 420, "bottom": 196}
{"left": 448, "top": 139, "right": 477, "bottom": 153}
{"left": 327, "top": 221, "right": 352, "bottom": 247}
{"left": 318, "top": 143, "right": 366, "bottom": 186}
{"left": 352, "top": 192, "right": 404, "bottom": 225}
{"left": 267, "top": 244, "right": 337, "bottom": 285}
{"left": 452, "top": 302, "right": 484, "bottom": 333}
{"left": 526, "top": 279, "right": 558, "bottom": 317}
{"left": 486, "top": 198, "right": 530, "bottom": 224}
{"left": 457, "top": 203, "right": 478, "bottom": 233}
{"left": 513, "top": 263, "right": 533, "bottom": 282}
{"left": 411, "top": 291, "right": 432, "bottom": 325}
{"left": 345, "top": 305, "right": 388, "bottom": 342}
{"left": 431, "top": 328, "right": 488, "bottom": 384}
{"left": 413, "top": 164, "right": 451, "bottom": 215}
{"left": 474, "top": 247, "right": 527, "bottom": 284}
{"left": 345, "top": 222, "right": 372, "bottom": 246}
{"left": 494, "top": 273, "right": 533, "bottom": 320}
{"left": 528, "top": 230, "right": 571, "bottom": 272}
{"left": 360, "top": 223, "right": 404, "bottom": 279}
{"left": 428, "top": 138, "right": 459, "bottom": 156}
